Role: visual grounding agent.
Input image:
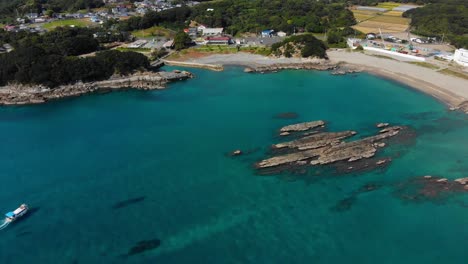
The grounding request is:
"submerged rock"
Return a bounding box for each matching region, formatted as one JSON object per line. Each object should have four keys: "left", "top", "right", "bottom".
{"left": 112, "top": 196, "right": 146, "bottom": 210}
{"left": 126, "top": 239, "right": 161, "bottom": 256}
{"left": 394, "top": 176, "right": 468, "bottom": 202}
{"left": 230, "top": 150, "right": 243, "bottom": 156}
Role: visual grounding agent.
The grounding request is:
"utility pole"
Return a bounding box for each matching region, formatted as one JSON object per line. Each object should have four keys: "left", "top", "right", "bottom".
{"left": 379, "top": 28, "right": 384, "bottom": 45}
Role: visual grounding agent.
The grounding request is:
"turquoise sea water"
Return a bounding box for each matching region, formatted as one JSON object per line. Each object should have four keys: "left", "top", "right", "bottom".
{"left": 0, "top": 67, "right": 467, "bottom": 263}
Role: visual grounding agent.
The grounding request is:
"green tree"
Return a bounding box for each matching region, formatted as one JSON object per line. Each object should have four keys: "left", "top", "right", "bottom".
{"left": 174, "top": 32, "right": 192, "bottom": 50}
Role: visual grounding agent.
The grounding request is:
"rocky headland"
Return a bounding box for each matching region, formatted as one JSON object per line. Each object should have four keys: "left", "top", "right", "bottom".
{"left": 0, "top": 70, "right": 193, "bottom": 106}
{"left": 255, "top": 120, "right": 411, "bottom": 174}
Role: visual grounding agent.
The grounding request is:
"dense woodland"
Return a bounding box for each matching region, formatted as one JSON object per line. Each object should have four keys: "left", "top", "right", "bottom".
{"left": 403, "top": 0, "right": 468, "bottom": 48}
{"left": 119, "top": 0, "right": 356, "bottom": 35}
{"left": 0, "top": 27, "right": 149, "bottom": 87}
{"left": 341, "top": 0, "right": 455, "bottom": 5}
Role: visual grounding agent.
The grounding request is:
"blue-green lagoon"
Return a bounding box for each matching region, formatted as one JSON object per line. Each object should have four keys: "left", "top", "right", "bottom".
{"left": 0, "top": 67, "right": 467, "bottom": 263}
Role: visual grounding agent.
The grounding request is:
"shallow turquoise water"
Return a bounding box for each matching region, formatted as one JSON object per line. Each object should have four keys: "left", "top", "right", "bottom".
{"left": 0, "top": 67, "right": 467, "bottom": 263}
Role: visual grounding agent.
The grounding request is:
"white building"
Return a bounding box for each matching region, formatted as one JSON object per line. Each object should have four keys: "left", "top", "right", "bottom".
{"left": 202, "top": 28, "right": 223, "bottom": 36}
{"left": 277, "top": 31, "right": 287, "bottom": 37}
{"left": 454, "top": 48, "right": 468, "bottom": 67}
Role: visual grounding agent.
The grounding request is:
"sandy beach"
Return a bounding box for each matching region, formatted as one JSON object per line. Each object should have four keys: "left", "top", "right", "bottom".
{"left": 170, "top": 50, "right": 468, "bottom": 110}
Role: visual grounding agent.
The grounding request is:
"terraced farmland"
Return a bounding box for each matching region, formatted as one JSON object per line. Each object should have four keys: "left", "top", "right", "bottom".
{"left": 351, "top": 2, "right": 416, "bottom": 34}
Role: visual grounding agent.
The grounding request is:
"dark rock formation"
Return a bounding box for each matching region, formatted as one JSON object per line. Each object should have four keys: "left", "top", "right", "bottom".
{"left": 125, "top": 239, "right": 161, "bottom": 256}
{"left": 0, "top": 70, "right": 193, "bottom": 106}
{"left": 331, "top": 183, "right": 382, "bottom": 212}
{"left": 394, "top": 176, "right": 468, "bottom": 202}
{"left": 112, "top": 196, "right": 146, "bottom": 210}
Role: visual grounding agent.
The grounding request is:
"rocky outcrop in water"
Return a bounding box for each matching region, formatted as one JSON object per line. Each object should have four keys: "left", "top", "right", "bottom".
{"left": 256, "top": 120, "right": 406, "bottom": 172}
{"left": 0, "top": 70, "right": 193, "bottom": 106}
{"left": 279, "top": 120, "right": 325, "bottom": 132}
{"left": 395, "top": 176, "right": 468, "bottom": 202}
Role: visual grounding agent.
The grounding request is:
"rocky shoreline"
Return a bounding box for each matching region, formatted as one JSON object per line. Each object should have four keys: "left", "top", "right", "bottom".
{"left": 0, "top": 70, "right": 193, "bottom": 106}
{"left": 244, "top": 61, "right": 338, "bottom": 73}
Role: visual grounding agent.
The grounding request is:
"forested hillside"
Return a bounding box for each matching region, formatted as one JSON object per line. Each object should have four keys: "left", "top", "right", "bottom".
{"left": 342, "top": 0, "right": 454, "bottom": 5}
{"left": 120, "top": 0, "right": 356, "bottom": 35}
{"left": 403, "top": 0, "right": 468, "bottom": 48}
{"left": 0, "top": 27, "right": 149, "bottom": 87}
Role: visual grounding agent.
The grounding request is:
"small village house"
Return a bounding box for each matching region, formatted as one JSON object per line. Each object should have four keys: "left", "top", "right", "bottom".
{"left": 202, "top": 28, "right": 224, "bottom": 36}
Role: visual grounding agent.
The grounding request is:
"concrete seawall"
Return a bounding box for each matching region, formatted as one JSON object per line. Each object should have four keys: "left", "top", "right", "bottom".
{"left": 163, "top": 60, "right": 224, "bottom": 71}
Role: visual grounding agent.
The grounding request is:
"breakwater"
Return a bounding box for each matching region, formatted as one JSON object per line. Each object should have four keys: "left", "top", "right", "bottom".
{"left": 163, "top": 60, "right": 224, "bottom": 71}
{"left": 244, "top": 62, "right": 338, "bottom": 73}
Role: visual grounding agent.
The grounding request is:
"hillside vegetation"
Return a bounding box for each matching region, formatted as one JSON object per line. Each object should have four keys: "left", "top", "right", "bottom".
{"left": 0, "top": 27, "right": 149, "bottom": 87}
{"left": 403, "top": 0, "right": 468, "bottom": 48}
{"left": 271, "top": 34, "right": 327, "bottom": 59}
{"left": 119, "top": 0, "right": 356, "bottom": 35}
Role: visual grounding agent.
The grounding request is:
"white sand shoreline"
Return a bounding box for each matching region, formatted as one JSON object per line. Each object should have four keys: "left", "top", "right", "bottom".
{"left": 175, "top": 51, "right": 468, "bottom": 111}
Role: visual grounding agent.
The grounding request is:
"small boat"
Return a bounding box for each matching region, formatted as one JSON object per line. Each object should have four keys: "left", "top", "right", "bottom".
{"left": 5, "top": 204, "right": 28, "bottom": 222}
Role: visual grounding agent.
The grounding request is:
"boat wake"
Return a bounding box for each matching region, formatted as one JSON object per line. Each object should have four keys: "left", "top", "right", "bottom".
{"left": 0, "top": 219, "right": 10, "bottom": 231}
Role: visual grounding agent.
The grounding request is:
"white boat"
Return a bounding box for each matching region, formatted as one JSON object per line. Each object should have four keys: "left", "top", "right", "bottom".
{"left": 5, "top": 204, "right": 28, "bottom": 222}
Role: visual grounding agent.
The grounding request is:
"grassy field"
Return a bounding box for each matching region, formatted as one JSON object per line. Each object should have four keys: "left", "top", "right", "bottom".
{"left": 369, "top": 15, "right": 409, "bottom": 25}
{"left": 131, "top": 26, "right": 175, "bottom": 39}
{"left": 376, "top": 2, "right": 401, "bottom": 10}
{"left": 352, "top": 14, "right": 409, "bottom": 33}
{"left": 351, "top": 2, "right": 411, "bottom": 33}
{"left": 352, "top": 10, "right": 380, "bottom": 22}
{"left": 43, "top": 19, "right": 94, "bottom": 30}
{"left": 385, "top": 11, "right": 405, "bottom": 17}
